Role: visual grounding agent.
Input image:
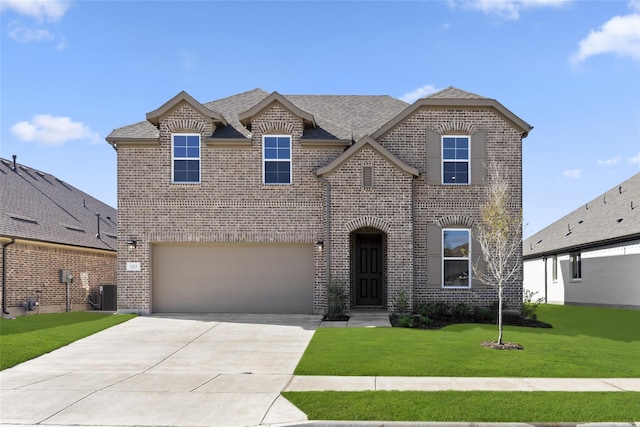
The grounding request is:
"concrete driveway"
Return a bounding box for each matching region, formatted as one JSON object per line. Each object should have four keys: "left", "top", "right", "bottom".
{"left": 0, "top": 313, "right": 322, "bottom": 427}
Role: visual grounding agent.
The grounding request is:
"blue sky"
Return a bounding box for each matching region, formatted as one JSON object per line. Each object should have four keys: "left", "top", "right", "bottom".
{"left": 1, "top": 0, "right": 639, "bottom": 237}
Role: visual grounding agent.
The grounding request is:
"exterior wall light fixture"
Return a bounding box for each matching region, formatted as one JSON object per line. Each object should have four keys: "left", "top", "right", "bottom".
{"left": 315, "top": 240, "right": 324, "bottom": 251}
{"left": 126, "top": 239, "right": 137, "bottom": 251}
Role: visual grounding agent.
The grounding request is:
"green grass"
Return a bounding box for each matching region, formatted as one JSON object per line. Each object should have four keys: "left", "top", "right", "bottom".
{"left": 282, "top": 391, "right": 640, "bottom": 422}
{"left": 295, "top": 305, "right": 640, "bottom": 377}
{"left": 0, "top": 312, "right": 135, "bottom": 370}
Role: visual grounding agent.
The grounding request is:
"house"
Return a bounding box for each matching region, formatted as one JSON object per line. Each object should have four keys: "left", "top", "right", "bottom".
{"left": 523, "top": 173, "right": 640, "bottom": 309}
{"left": 0, "top": 156, "right": 117, "bottom": 316}
{"left": 106, "top": 87, "right": 532, "bottom": 315}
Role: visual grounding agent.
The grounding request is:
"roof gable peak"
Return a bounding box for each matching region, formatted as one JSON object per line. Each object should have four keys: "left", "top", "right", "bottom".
{"left": 238, "top": 91, "right": 316, "bottom": 129}
{"left": 317, "top": 136, "right": 419, "bottom": 178}
{"left": 146, "top": 90, "right": 227, "bottom": 127}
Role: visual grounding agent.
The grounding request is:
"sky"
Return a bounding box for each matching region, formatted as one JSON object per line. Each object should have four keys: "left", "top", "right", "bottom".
{"left": 1, "top": 0, "right": 639, "bottom": 238}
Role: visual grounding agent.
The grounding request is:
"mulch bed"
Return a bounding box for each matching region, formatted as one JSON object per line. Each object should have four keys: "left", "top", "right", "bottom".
{"left": 481, "top": 340, "right": 524, "bottom": 350}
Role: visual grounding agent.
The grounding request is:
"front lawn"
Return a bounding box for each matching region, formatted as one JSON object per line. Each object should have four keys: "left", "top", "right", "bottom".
{"left": 287, "top": 305, "right": 640, "bottom": 423}
{"left": 295, "top": 305, "right": 640, "bottom": 377}
{"left": 0, "top": 312, "right": 135, "bottom": 370}
{"left": 282, "top": 391, "right": 640, "bottom": 422}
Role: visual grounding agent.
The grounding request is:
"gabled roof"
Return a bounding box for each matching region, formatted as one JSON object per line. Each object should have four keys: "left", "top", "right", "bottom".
{"left": 106, "top": 89, "right": 409, "bottom": 144}
{"left": 317, "top": 136, "right": 419, "bottom": 178}
{"left": 0, "top": 157, "right": 117, "bottom": 251}
{"left": 145, "top": 90, "right": 228, "bottom": 127}
{"left": 238, "top": 91, "right": 316, "bottom": 129}
{"left": 371, "top": 86, "right": 533, "bottom": 139}
{"left": 523, "top": 173, "right": 640, "bottom": 259}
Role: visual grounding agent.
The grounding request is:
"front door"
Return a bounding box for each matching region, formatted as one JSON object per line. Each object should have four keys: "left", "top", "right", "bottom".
{"left": 355, "top": 234, "right": 383, "bottom": 306}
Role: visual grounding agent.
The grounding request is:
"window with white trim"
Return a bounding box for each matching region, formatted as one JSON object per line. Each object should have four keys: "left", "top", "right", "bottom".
{"left": 172, "top": 133, "right": 201, "bottom": 183}
{"left": 570, "top": 252, "right": 582, "bottom": 280}
{"left": 442, "top": 228, "right": 471, "bottom": 288}
{"left": 552, "top": 255, "right": 558, "bottom": 282}
{"left": 442, "top": 136, "right": 469, "bottom": 184}
{"left": 263, "top": 135, "right": 291, "bottom": 184}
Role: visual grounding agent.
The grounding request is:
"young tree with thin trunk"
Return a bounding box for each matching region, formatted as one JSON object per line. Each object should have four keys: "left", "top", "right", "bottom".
{"left": 473, "top": 168, "right": 523, "bottom": 345}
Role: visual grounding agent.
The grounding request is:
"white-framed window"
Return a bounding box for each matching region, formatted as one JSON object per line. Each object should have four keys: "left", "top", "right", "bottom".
{"left": 442, "top": 135, "right": 469, "bottom": 184}
{"left": 263, "top": 135, "right": 291, "bottom": 184}
{"left": 552, "top": 255, "right": 558, "bottom": 282}
{"left": 172, "top": 133, "right": 201, "bottom": 183}
{"left": 570, "top": 252, "right": 582, "bottom": 280}
{"left": 442, "top": 228, "right": 471, "bottom": 288}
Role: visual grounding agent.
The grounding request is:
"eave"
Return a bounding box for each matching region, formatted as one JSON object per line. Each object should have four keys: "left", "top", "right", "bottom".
{"left": 146, "top": 90, "right": 228, "bottom": 127}
{"left": 372, "top": 98, "right": 533, "bottom": 140}
{"left": 317, "top": 136, "right": 419, "bottom": 177}
{"left": 238, "top": 91, "right": 316, "bottom": 129}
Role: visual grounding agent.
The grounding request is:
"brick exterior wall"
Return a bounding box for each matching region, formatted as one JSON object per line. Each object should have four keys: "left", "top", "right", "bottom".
{"left": 116, "top": 99, "right": 524, "bottom": 314}
{"left": 0, "top": 241, "right": 116, "bottom": 316}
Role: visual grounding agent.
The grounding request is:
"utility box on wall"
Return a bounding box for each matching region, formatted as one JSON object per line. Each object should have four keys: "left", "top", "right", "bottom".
{"left": 101, "top": 285, "right": 117, "bottom": 311}
{"left": 59, "top": 269, "right": 70, "bottom": 282}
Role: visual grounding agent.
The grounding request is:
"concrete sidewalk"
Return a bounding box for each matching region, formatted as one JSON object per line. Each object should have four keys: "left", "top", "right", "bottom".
{"left": 286, "top": 375, "right": 640, "bottom": 392}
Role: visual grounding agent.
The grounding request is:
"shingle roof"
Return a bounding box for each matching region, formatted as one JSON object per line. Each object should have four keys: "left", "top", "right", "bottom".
{"left": 0, "top": 157, "right": 117, "bottom": 251}
{"left": 426, "top": 86, "right": 487, "bottom": 99}
{"left": 523, "top": 173, "right": 640, "bottom": 258}
{"left": 107, "top": 88, "right": 410, "bottom": 143}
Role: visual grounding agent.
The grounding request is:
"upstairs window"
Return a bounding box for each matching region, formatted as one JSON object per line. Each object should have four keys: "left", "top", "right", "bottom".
{"left": 442, "top": 229, "right": 471, "bottom": 288}
{"left": 172, "top": 134, "right": 200, "bottom": 183}
{"left": 263, "top": 135, "right": 291, "bottom": 184}
{"left": 442, "top": 136, "right": 469, "bottom": 184}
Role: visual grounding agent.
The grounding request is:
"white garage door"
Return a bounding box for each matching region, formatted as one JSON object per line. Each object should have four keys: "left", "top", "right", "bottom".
{"left": 152, "top": 243, "right": 315, "bottom": 313}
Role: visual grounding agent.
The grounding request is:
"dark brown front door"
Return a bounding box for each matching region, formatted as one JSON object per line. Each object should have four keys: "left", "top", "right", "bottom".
{"left": 355, "top": 234, "right": 383, "bottom": 306}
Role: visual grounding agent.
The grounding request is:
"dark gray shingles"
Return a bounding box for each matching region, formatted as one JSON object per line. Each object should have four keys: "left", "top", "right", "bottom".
{"left": 109, "top": 88, "right": 409, "bottom": 142}
{"left": 523, "top": 173, "right": 640, "bottom": 257}
{"left": 426, "top": 86, "right": 487, "bottom": 100}
{"left": 0, "top": 159, "right": 117, "bottom": 251}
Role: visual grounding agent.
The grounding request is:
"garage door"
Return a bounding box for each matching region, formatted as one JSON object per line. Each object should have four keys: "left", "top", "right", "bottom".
{"left": 153, "top": 243, "right": 314, "bottom": 313}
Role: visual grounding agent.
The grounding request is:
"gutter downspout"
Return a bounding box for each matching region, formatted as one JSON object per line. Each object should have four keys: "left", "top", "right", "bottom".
{"left": 2, "top": 238, "right": 16, "bottom": 315}
{"left": 411, "top": 177, "right": 416, "bottom": 312}
{"left": 319, "top": 177, "right": 331, "bottom": 309}
{"left": 543, "top": 255, "right": 548, "bottom": 303}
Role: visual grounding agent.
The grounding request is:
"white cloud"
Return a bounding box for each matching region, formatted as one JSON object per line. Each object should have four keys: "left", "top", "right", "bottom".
{"left": 400, "top": 85, "right": 439, "bottom": 103}
{"left": 630, "top": 0, "right": 640, "bottom": 12}
{"left": 597, "top": 156, "right": 621, "bottom": 166}
{"left": 629, "top": 152, "right": 640, "bottom": 167}
{"left": 563, "top": 169, "right": 581, "bottom": 179}
{"left": 7, "top": 21, "right": 53, "bottom": 42}
{"left": 571, "top": 13, "right": 640, "bottom": 64}
{"left": 451, "top": 0, "right": 571, "bottom": 21}
{"left": 10, "top": 114, "right": 100, "bottom": 146}
{"left": 0, "top": 0, "right": 70, "bottom": 22}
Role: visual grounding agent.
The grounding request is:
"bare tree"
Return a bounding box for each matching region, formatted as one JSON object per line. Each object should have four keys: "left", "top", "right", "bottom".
{"left": 473, "top": 167, "right": 523, "bottom": 345}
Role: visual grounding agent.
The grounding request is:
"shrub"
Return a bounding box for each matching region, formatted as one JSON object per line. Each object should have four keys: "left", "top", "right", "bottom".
{"left": 473, "top": 306, "right": 494, "bottom": 323}
{"left": 326, "top": 278, "right": 348, "bottom": 319}
{"left": 398, "top": 314, "right": 414, "bottom": 328}
{"left": 452, "top": 303, "right": 472, "bottom": 321}
{"left": 522, "top": 289, "right": 544, "bottom": 320}
{"left": 393, "top": 290, "right": 410, "bottom": 316}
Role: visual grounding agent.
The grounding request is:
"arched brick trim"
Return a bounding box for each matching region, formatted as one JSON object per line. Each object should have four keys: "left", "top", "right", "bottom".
{"left": 346, "top": 216, "right": 391, "bottom": 233}
{"left": 166, "top": 119, "right": 208, "bottom": 134}
{"left": 436, "top": 121, "right": 476, "bottom": 135}
{"left": 437, "top": 215, "right": 475, "bottom": 228}
{"left": 257, "top": 121, "right": 296, "bottom": 135}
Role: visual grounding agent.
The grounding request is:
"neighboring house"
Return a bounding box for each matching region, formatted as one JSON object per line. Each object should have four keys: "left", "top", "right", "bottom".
{"left": 0, "top": 156, "right": 117, "bottom": 316}
{"left": 523, "top": 173, "right": 640, "bottom": 310}
{"left": 106, "top": 87, "right": 532, "bottom": 315}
